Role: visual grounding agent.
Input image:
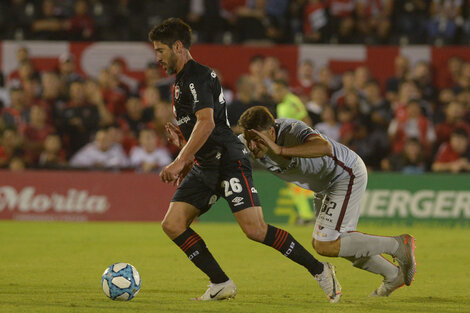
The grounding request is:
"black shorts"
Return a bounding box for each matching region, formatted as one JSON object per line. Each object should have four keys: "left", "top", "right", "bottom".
{"left": 171, "top": 157, "right": 261, "bottom": 214}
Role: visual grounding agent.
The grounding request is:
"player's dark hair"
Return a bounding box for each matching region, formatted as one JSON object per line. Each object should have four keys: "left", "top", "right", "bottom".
{"left": 238, "top": 106, "right": 276, "bottom": 131}
{"left": 148, "top": 18, "right": 192, "bottom": 49}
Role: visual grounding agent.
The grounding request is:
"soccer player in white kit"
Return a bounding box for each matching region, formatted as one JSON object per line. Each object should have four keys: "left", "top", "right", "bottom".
{"left": 238, "top": 106, "right": 417, "bottom": 297}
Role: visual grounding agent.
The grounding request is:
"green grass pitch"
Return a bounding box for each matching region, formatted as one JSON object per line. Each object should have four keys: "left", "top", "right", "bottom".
{"left": 1, "top": 221, "right": 469, "bottom": 313}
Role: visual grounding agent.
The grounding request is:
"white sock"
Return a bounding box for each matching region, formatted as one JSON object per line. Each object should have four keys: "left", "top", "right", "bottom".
{"left": 338, "top": 231, "right": 399, "bottom": 258}
{"left": 343, "top": 255, "right": 399, "bottom": 281}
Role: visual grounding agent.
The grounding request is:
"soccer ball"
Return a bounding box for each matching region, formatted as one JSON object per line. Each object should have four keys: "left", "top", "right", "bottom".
{"left": 101, "top": 263, "right": 141, "bottom": 301}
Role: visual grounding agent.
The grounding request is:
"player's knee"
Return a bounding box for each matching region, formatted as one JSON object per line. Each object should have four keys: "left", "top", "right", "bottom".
{"left": 161, "top": 217, "right": 185, "bottom": 238}
{"left": 313, "top": 240, "right": 338, "bottom": 257}
{"left": 243, "top": 225, "right": 266, "bottom": 242}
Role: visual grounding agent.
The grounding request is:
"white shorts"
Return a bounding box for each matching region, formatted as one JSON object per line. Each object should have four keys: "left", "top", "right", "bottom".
{"left": 313, "top": 157, "right": 367, "bottom": 242}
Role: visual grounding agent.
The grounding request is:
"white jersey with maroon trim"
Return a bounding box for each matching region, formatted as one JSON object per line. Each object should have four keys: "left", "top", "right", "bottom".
{"left": 239, "top": 118, "right": 359, "bottom": 193}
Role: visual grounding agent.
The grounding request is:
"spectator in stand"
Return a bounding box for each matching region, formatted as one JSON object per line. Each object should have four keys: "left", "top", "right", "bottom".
{"left": 0, "top": 127, "right": 24, "bottom": 168}
{"left": 109, "top": 58, "right": 138, "bottom": 94}
{"left": 315, "top": 106, "right": 340, "bottom": 142}
{"left": 365, "top": 79, "right": 393, "bottom": 127}
{"left": 337, "top": 106, "right": 357, "bottom": 146}
{"left": 7, "top": 59, "right": 37, "bottom": 89}
{"left": 355, "top": 0, "right": 394, "bottom": 44}
{"left": 98, "top": 68, "right": 128, "bottom": 117}
{"left": 57, "top": 53, "right": 83, "bottom": 97}
{"left": 331, "top": 70, "right": 356, "bottom": 107}
{"left": 228, "top": 75, "right": 266, "bottom": 134}
{"left": 234, "top": 0, "right": 269, "bottom": 42}
{"left": 391, "top": 80, "right": 421, "bottom": 121}
{"left": 385, "top": 55, "right": 410, "bottom": 102}
{"left": 56, "top": 80, "right": 101, "bottom": 156}
{"left": 37, "top": 71, "right": 67, "bottom": 124}
{"left": 31, "top": 0, "right": 66, "bottom": 40}
{"left": 388, "top": 99, "right": 436, "bottom": 155}
{"left": 147, "top": 99, "right": 178, "bottom": 158}
{"left": 118, "top": 96, "right": 153, "bottom": 139}
{"left": 65, "top": 0, "right": 95, "bottom": 41}
{"left": 445, "top": 56, "right": 463, "bottom": 88}
{"left": 453, "top": 61, "right": 470, "bottom": 94}
{"left": 317, "top": 66, "right": 341, "bottom": 94}
{"left": 354, "top": 66, "right": 371, "bottom": 94}
{"left": 130, "top": 128, "right": 172, "bottom": 173}
{"left": 7, "top": 47, "right": 37, "bottom": 86}
{"left": 305, "top": 83, "right": 330, "bottom": 125}
{"left": 2, "top": 0, "right": 34, "bottom": 40}
{"left": 412, "top": 61, "right": 437, "bottom": 103}
{"left": 292, "top": 59, "right": 315, "bottom": 103}
{"left": 9, "top": 155, "right": 26, "bottom": 171}
{"left": 83, "top": 78, "right": 114, "bottom": 126}
{"left": 432, "top": 127, "right": 470, "bottom": 172}
{"left": 138, "top": 62, "right": 173, "bottom": 102}
{"left": 381, "top": 137, "right": 426, "bottom": 173}
{"left": 428, "top": 0, "right": 463, "bottom": 44}
{"left": 69, "top": 128, "right": 129, "bottom": 169}
{"left": 328, "top": 0, "right": 357, "bottom": 43}
{"left": 393, "top": 0, "right": 429, "bottom": 44}
{"left": 21, "top": 105, "right": 55, "bottom": 164}
{"left": 38, "top": 133, "right": 67, "bottom": 169}
{"left": 2, "top": 87, "right": 28, "bottom": 129}
{"left": 263, "top": 56, "right": 281, "bottom": 95}
{"left": 273, "top": 79, "right": 312, "bottom": 126}
{"left": 435, "top": 88, "right": 456, "bottom": 122}
{"left": 302, "top": 0, "right": 328, "bottom": 43}
{"left": 435, "top": 101, "right": 470, "bottom": 145}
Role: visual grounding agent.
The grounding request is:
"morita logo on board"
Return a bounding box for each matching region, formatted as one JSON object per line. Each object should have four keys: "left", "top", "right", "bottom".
{"left": 0, "top": 186, "right": 110, "bottom": 213}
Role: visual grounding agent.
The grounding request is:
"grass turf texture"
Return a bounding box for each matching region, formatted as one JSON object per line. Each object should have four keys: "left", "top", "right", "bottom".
{"left": 0, "top": 221, "right": 469, "bottom": 313}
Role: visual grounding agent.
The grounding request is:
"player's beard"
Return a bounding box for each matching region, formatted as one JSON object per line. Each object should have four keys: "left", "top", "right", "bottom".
{"left": 164, "top": 52, "right": 179, "bottom": 75}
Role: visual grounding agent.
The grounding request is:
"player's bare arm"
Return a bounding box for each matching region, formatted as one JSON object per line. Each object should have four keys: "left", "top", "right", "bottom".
{"left": 165, "top": 122, "right": 186, "bottom": 149}
{"left": 249, "top": 128, "right": 333, "bottom": 158}
{"left": 160, "top": 108, "right": 215, "bottom": 184}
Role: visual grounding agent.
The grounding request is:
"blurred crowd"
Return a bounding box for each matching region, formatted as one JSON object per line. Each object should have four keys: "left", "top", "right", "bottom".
{"left": 2, "top": 0, "right": 470, "bottom": 45}
{"left": 1, "top": 45, "right": 470, "bottom": 174}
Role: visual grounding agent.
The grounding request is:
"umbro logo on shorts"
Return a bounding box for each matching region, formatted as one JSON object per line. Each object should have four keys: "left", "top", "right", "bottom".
{"left": 251, "top": 187, "right": 258, "bottom": 193}
{"left": 232, "top": 197, "right": 245, "bottom": 206}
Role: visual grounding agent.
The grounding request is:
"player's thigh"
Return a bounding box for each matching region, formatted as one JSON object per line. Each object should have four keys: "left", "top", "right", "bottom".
{"left": 219, "top": 158, "right": 261, "bottom": 214}
{"left": 314, "top": 161, "right": 367, "bottom": 241}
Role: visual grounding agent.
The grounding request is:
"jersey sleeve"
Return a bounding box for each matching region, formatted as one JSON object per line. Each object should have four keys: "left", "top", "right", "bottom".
{"left": 289, "top": 120, "right": 318, "bottom": 143}
{"left": 188, "top": 72, "right": 215, "bottom": 113}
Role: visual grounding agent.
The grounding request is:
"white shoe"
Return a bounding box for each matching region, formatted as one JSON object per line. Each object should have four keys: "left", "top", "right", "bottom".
{"left": 393, "top": 234, "right": 416, "bottom": 286}
{"left": 195, "top": 279, "right": 237, "bottom": 301}
{"left": 314, "top": 262, "right": 342, "bottom": 303}
{"left": 370, "top": 269, "right": 405, "bottom": 297}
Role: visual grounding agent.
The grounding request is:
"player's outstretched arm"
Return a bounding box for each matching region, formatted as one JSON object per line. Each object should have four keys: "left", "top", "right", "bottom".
{"left": 249, "top": 129, "right": 332, "bottom": 158}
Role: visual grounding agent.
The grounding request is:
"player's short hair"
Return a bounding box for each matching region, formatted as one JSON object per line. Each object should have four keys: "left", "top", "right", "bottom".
{"left": 238, "top": 106, "right": 276, "bottom": 131}
{"left": 148, "top": 18, "right": 192, "bottom": 49}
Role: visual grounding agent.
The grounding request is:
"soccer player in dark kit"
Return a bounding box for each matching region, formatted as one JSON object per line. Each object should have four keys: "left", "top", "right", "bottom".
{"left": 149, "top": 18, "right": 341, "bottom": 303}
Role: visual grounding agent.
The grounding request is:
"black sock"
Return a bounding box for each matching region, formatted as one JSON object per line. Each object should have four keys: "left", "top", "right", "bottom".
{"left": 263, "top": 224, "right": 324, "bottom": 275}
{"left": 173, "top": 228, "right": 229, "bottom": 284}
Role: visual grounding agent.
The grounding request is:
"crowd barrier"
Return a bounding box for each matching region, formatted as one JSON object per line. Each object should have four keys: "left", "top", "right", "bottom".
{"left": 1, "top": 170, "right": 469, "bottom": 225}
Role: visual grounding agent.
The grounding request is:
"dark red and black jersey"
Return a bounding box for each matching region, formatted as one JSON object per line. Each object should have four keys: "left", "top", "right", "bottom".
{"left": 173, "top": 60, "right": 246, "bottom": 168}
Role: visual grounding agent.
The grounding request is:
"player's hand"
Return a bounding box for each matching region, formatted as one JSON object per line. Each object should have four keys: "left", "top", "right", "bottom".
{"left": 165, "top": 122, "right": 184, "bottom": 148}
{"left": 248, "top": 129, "right": 282, "bottom": 155}
{"left": 160, "top": 157, "right": 193, "bottom": 185}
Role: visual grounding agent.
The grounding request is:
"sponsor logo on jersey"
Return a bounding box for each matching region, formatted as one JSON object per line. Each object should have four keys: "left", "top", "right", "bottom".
{"left": 177, "top": 115, "right": 191, "bottom": 126}
{"left": 242, "top": 148, "right": 249, "bottom": 155}
{"left": 216, "top": 152, "right": 221, "bottom": 160}
{"left": 174, "top": 85, "right": 180, "bottom": 100}
{"left": 189, "top": 83, "right": 199, "bottom": 103}
{"left": 211, "top": 71, "right": 217, "bottom": 78}
{"left": 251, "top": 187, "right": 258, "bottom": 193}
{"left": 231, "top": 197, "right": 244, "bottom": 206}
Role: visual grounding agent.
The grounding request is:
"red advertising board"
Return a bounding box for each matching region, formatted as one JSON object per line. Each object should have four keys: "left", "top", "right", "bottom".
{"left": 0, "top": 170, "right": 175, "bottom": 222}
